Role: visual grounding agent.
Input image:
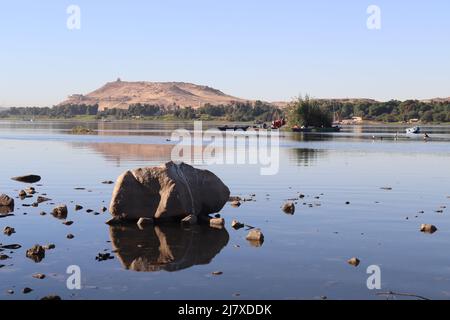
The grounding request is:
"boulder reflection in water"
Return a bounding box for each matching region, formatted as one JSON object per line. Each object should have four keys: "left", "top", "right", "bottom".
{"left": 109, "top": 224, "right": 229, "bottom": 272}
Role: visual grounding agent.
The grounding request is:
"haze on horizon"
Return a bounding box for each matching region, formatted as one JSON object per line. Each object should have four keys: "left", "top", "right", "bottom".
{"left": 1, "top": 0, "right": 449, "bottom": 107}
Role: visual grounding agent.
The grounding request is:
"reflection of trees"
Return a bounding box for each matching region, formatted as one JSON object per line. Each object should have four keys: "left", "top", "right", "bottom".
{"left": 289, "top": 132, "right": 334, "bottom": 142}
{"left": 289, "top": 148, "right": 326, "bottom": 167}
{"left": 109, "top": 224, "right": 229, "bottom": 272}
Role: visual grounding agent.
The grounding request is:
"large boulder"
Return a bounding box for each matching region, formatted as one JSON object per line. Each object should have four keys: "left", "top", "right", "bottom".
{"left": 109, "top": 162, "right": 230, "bottom": 221}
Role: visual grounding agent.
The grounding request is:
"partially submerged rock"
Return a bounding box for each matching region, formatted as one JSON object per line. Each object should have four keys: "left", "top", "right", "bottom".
{"left": 231, "top": 220, "right": 245, "bottom": 230}
{"left": 26, "top": 245, "right": 46, "bottom": 263}
{"left": 210, "top": 218, "right": 225, "bottom": 228}
{"left": 37, "top": 196, "right": 51, "bottom": 204}
{"left": 109, "top": 162, "right": 230, "bottom": 222}
{"left": 52, "top": 205, "right": 68, "bottom": 220}
{"left": 246, "top": 229, "right": 264, "bottom": 246}
{"left": 41, "top": 295, "right": 62, "bottom": 300}
{"left": 0, "top": 194, "right": 14, "bottom": 209}
{"left": 11, "top": 175, "right": 41, "bottom": 184}
{"left": 3, "top": 226, "right": 15, "bottom": 236}
{"left": 32, "top": 273, "right": 46, "bottom": 280}
{"left": 420, "top": 224, "right": 438, "bottom": 234}
{"left": 282, "top": 202, "right": 295, "bottom": 215}
{"left": 348, "top": 257, "right": 361, "bottom": 267}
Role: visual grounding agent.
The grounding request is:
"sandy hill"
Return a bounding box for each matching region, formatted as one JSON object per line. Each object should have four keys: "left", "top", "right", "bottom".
{"left": 60, "top": 80, "right": 249, "bottom": 110}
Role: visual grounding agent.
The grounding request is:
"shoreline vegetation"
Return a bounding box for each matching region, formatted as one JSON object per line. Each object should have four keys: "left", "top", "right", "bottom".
{"left": 1, "top": 97, "right": 449, "bottom": 125}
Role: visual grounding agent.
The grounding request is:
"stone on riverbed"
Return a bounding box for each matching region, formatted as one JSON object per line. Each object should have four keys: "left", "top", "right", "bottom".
{"left": 52, "top": 205, "right": 68, "bottom": 220}
{"left": 3, "top": 226, "right": 16, "bottom": 236}
{"left": 0, "top": 194, "right": 14, "bottom": 208}
{"left": 246, "top": 229, "right": 264, "bottom": 246}
{"left": 11, "top": 175, "right": 41, "bottom": 184}
{"left": 282, "top": 202, "right": 295, "bottom": 215}
{"left": 26, "top": 245, "right": 46, "bottom": 263}
{"left": 109, "top": 162, "right": 230, "bottom": 222}
{"left": 420, "top": 224, "right": 438, "bottom": 234}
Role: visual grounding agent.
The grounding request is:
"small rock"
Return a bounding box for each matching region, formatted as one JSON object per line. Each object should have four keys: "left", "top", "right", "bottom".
{"left": 75, "top": 205, "right": 83, "bottom": 211}
{"left": 26, "top": 245, "right": 46, "bottom": 263}
{"left": 420, "top": 224, "right": 438, "bottom": 234}
{"left": 210, "top": 217, "right": 225, "bottom": 227}
{"left": 0, "top": 254, "right": 11, "bottom": 260}
{"left": 101, "top": 206, "right": 108, "bottom": 212}
{"left": 32, "top": 273, "right": 46, "bottom": 280}
{"left": 52, "top": 205, "right": 68, "bottom": 220}
{"left": 137, "top": 217, "right": 155, "bottom": 229}
{"left": 381, "top": 187, "right": 393, "bottom": 191}
{"left": 102, "top": 181, "right": 114, "bottom": 185}
{"left": 37, "top": 196, "right": 51, "bottom": 204}
{"left": 3, "top": 226, "right": 16, "bottom": 236}
{"left": 19, "top": 190, "right": 27, "bottom": 198}
{"left": 181, "top": 215, "right": 197, "bottom": 225}
{"left": 40, "top": 211, "right": 47, "bottom": 216}
{"left": 212, "top": 271, "right": 223, "bottom": 276}
{"left": 231, "top": 201, "right": 241, "bottom": 208}
{"left": 231, "top": 220, "right": 245, "bottom": 230}
{"left": 67, "top": 234, "right": 75, "bottom": 239}
{"left": 246, "top": 229, "right": 264, "bottom": 243}
{"left": 63, "top": 221, "right": 74, "bottom": 226}
{"left": 22, "top": 287, "right": 33, "bottom": 294}
{"left": 0, "top": 194, "right": 14, "bottom": 208}
{"left": 348, "top": 257, "right": 361, "bottom": 267}
{"left": 7, "top": 290, "right": 14, "bottom": 295}
{"left": 345, "top": 201, "right": 351, "bottom": 205}
{"left": 43, "top": 244, "right": 56, "bottom": 250}
{"left": 96, "top": 253, "right": 114, "bottom": 261}
{"left": 282, "top": 202, "right": 295, "bottom": 215}
{"left": 11, "top": 175, "right": 41, "bottom": 183}
{"left": 86, "top": 209, "right": 94, "bottom": 213}
{"left": 26, "top": 188, "right": 36, "bottom": 195}
{"left": 1, "top": 244, "right": 22, "bottom": 250}
{"left": 229, "top": 196, "right": 242, "bottom": 202}
{"left": 40, "top": 295, "right": 62, "bottom": 300}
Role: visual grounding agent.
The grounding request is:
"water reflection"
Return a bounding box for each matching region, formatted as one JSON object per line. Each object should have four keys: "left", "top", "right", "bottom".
{"left": 75, "top": 143, "right": 174, "bottom": 163}
{"left": 289, "top": 148, "right": 326, "bottom": 166}
{"left": 109, "top": 225, "right": 229, "bottom": 272}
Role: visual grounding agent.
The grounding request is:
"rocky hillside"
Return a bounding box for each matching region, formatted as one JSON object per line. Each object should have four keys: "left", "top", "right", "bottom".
{"left": 59, "top": 80, "right": 249, "bottom": 110}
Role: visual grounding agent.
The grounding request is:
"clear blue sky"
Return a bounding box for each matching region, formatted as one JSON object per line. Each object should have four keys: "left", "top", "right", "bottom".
{"left": 1, "top": 0, "right": 449, "bottom": 107}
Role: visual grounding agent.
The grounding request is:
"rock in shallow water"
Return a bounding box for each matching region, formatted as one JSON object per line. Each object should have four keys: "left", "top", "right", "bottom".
{"left": 109, "top": 162, "right": 230, "bottom": 222}
{"left": 11, "top": 175, "right": 41, "bottom": 184}
{"left": 26, "top": 245, "right": 46, "bottom": 263}
{"left": 0, "top": 194, "right": 14, "bottom": 209}
{"left": 52, "top": 205, "right": 68, "bottom": 220}
{"left": 282, "top": 202, "right": 295, "bottom": 215}
{"left": 420, "top": 224, "right": 438, "bottom": 234}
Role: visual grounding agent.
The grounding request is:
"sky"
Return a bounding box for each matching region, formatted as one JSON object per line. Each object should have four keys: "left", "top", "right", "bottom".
{"left": 1, "top": 0, "right": 450, "bottom": 107}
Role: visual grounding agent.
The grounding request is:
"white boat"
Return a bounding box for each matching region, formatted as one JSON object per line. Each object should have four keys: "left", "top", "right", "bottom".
{"left": 406, "top": 126, "right": 421, "bottom": 134}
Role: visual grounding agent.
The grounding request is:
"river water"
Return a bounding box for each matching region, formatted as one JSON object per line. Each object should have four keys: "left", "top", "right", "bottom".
{"left": 0, "top": 120, "right": 449, "bottom": 300}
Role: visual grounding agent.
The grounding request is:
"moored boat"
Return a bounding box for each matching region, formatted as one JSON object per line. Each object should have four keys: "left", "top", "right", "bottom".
{"left": 406, "top": 126, "right": 421, "bottom": 134}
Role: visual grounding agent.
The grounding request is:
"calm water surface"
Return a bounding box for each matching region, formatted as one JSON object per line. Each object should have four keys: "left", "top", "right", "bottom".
{"left": 0, "top": 120, "right": 449, "bottom": 300}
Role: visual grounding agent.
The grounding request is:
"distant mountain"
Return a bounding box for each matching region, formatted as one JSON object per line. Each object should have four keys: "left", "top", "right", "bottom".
{"left": 59, "top": 80, "right": 250, "bottom": 110}
{"left": 422, "top": 97, "right": 450, "bottom": 103}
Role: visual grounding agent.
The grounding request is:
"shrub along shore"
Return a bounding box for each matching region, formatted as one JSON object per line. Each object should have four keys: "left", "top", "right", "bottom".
{"left": 1, "top": 98, "right": 449, "bottom": 123}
